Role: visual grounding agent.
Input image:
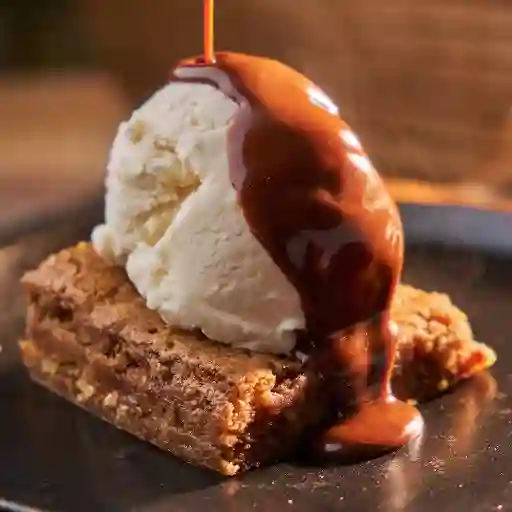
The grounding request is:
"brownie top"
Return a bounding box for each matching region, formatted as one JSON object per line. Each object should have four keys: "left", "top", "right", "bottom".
{"left": 22, "top": 242, "right": 495, "bottom": 383}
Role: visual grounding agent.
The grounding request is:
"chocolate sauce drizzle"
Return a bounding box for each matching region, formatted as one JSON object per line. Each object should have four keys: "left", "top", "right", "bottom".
{"left": 171, "top": 52, "right": 423, "bottom": 461}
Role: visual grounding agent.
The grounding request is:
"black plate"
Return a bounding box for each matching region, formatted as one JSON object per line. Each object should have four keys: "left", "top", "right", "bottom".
{"left": 0, "top": 201, "right": 511, "bottom": 512}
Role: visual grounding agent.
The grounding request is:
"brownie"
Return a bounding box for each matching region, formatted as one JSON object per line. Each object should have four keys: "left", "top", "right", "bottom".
{"left": 19, "top": 243, "right": 496, "bottom": 475}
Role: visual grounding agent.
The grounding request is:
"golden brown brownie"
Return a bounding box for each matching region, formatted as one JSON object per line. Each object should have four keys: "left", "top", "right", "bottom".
{"left": 19, "top": 243, "right": 496, "bottom": 475}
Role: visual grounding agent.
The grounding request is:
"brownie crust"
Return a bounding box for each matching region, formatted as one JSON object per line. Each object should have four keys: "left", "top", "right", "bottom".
{"left": 19, "top": 243, "right": 496, "bottom": 475}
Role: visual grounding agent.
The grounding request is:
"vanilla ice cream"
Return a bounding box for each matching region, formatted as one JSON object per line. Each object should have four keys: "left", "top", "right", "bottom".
{"left": 92, "top": 81, "right": 305, "bottom": 354}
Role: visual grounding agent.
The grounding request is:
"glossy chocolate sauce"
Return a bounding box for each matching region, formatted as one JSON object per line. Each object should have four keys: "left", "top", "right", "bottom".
{"left": 171, "top": 52, "right": 423, "bottom": 461}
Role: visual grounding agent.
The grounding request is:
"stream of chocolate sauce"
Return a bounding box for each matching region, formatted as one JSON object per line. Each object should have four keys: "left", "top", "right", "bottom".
{"left": 171, "top": 52, "right": 423, "bottom": 461}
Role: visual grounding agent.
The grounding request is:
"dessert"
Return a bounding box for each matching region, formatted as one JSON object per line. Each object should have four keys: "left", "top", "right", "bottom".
{"left": 19, "top": 1, "right": 496, "bottom": 475}
{"left": 20, "top": 244, "right": 494, "bottom": 475}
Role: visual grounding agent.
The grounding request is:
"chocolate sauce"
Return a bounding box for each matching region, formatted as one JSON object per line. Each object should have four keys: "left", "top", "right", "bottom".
{"left": 171, "top": 52, "right": 423, "bottom": 460}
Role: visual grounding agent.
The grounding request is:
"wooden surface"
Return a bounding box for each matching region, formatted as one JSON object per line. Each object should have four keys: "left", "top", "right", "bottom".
{"left": 78, "top": 0, "right": 512, "bottom": 189}
{"left": 0, "top": 72, "right": 510, "bottom": 230}
{"left": 386, "top": 179, "right": 512, "bottom": 211}
{"left": 0, "top": 73, "right": 128, "bottom": 223}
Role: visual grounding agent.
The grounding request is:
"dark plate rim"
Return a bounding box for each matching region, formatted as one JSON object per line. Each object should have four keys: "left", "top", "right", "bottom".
{"left": 1, "top": 195, "right": 510, "bottom": 254}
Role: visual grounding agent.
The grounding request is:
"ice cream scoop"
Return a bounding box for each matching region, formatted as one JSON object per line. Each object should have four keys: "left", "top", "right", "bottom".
{"left": 92, "top": 71, "right": 304, "bottom": 354}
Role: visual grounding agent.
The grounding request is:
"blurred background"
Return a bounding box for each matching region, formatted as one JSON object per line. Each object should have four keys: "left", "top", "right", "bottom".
{"left": 2, "top": 0, "right": 512, "bottom": 230}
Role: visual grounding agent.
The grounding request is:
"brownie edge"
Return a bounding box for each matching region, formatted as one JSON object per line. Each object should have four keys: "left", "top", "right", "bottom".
{"left": 19, "top": 243, "right": 496, "bottom": 475}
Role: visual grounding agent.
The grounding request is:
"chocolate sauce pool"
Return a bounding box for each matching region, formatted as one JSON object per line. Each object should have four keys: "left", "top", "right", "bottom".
{"left": 171, "top": 52, "right": 423, "bottom": 461}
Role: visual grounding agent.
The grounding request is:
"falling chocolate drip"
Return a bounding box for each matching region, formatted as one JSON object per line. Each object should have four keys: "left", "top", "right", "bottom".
{"left": 171, "top": 52, "right": 423, "bottom": 460}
